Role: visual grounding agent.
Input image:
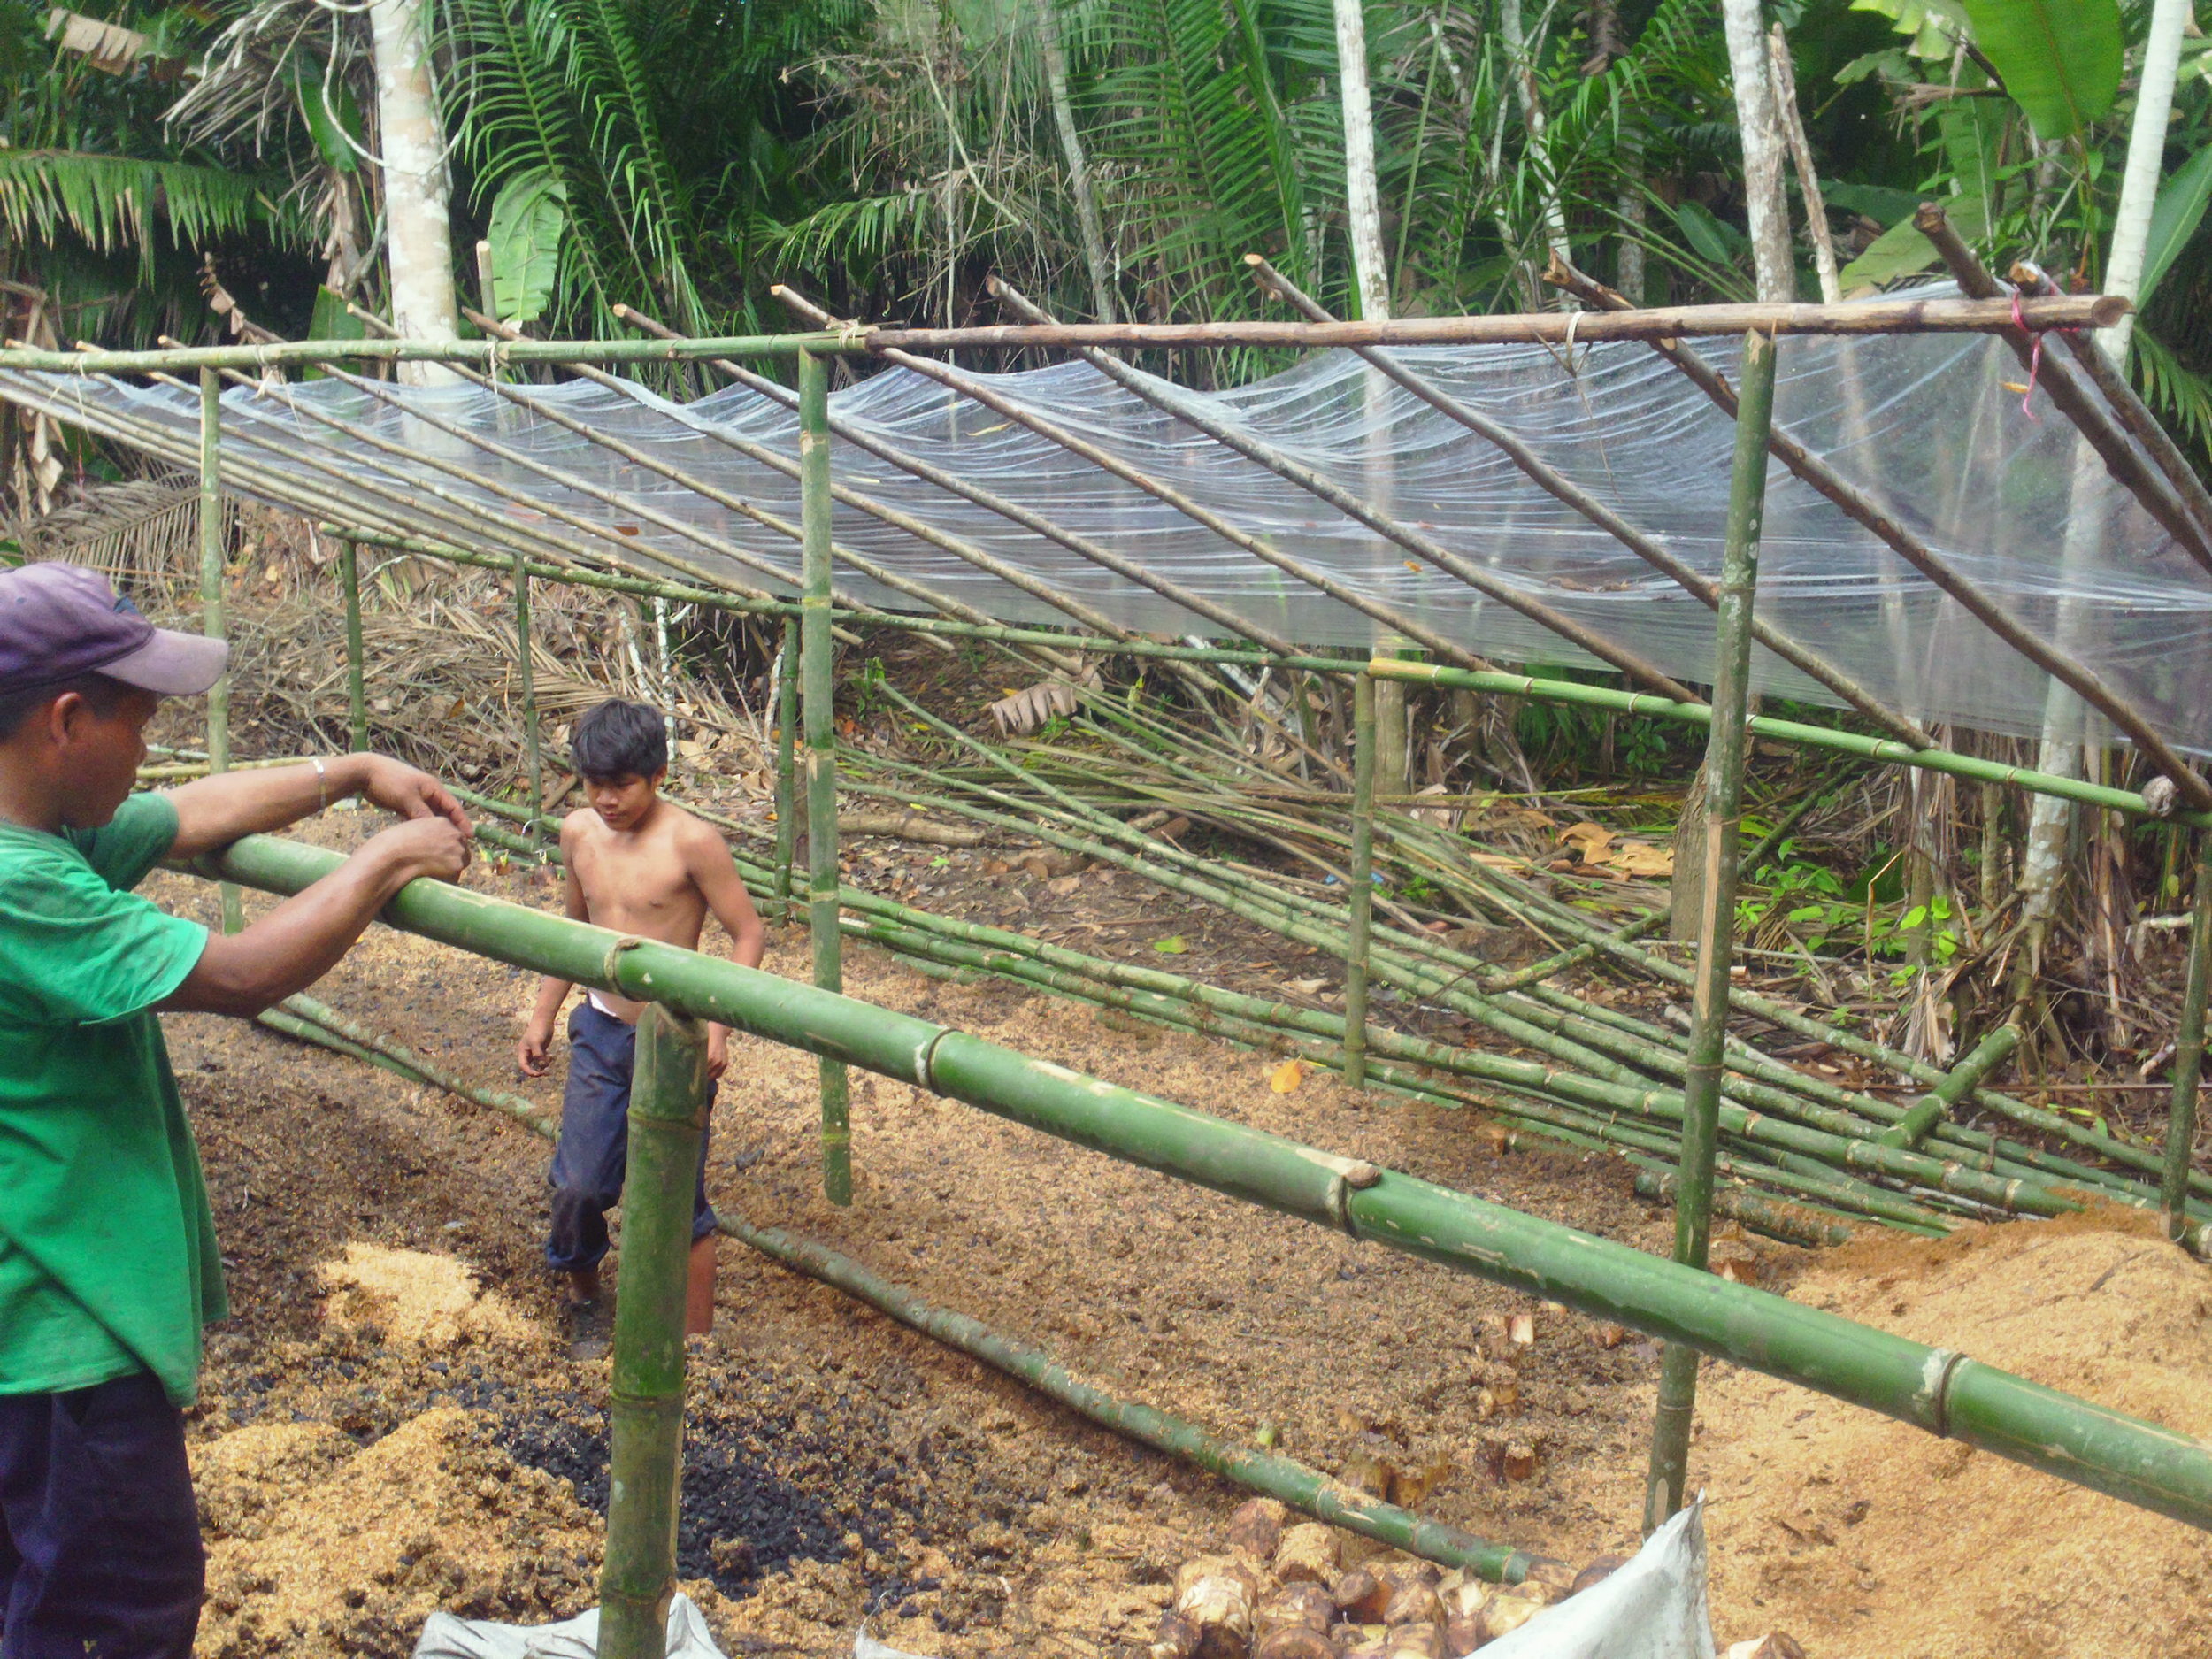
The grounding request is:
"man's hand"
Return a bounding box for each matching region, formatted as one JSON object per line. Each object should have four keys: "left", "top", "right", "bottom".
{"left": 518, "top": 1019, "right": 556, "bottom": 1078}
{"left": 354, "top": 756, "right": 472, "bottom": 834}
{"left": 706, "top": 1024, "right": 729, "bottom": 1081}
{"left": 363, "top": 814, "right": 471, "bottom": 887}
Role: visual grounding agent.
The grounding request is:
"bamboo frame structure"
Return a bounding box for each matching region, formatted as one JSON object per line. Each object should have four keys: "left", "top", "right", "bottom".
{"left": 180, "top": 832, "right": 2212, "bottom": 1532}
{"left": 1646, "top": 328, "right": 1777, "bottom": 1530}
{"left": 19, "top": 279, "right": 2212, "bottom": 1572}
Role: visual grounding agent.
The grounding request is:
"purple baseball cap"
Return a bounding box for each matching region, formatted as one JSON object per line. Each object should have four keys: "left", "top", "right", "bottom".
{"left": 0, "top": 562, "right": 228, "bottom": 700}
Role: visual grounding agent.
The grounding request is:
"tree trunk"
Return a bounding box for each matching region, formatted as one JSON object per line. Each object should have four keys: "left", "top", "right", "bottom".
{"left": 1617, "top": 124, "right": 1647, "bottom": 305}
{"left": 2102, "top": 0, "right": 2192, "bottom": 364}
{"left": 367, "top": 0, "right": 459, "bottom": 384}
{"left": 1036, "top": 0, "right": 1117, "bottom": 324}
{"left": 1718, "top": 0, "right": 1793, "bottom": 302}
{"left": 1333, "top": 0, "right": 1390, "bottom": 323}
{"left": 1766, "top": 24, "right": 1840, "bottom": 304}
{"left": 1501, "top": 0, "right": 1572, "bottom": 276}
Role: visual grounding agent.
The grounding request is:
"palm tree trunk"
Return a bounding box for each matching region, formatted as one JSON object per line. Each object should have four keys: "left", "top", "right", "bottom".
{"left": 2102, "top": 0, "right": 2193, "bottom": 364}
{"left": 1036, "top": 0, "right": 1117, "bottom": 324}
{"left": 1333, "top": 0, "right": 1390, "bottom": 322}
{"left": 1718, "top": 0, "right": 1793, "bottom": 303}
{"left": 367, "top": 0, "right": 459, "bottom": 383}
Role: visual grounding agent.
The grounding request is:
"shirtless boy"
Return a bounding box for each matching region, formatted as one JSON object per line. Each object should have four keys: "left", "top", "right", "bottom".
{"left": 516, "top": 700, "right": 764, "bottom": 1346}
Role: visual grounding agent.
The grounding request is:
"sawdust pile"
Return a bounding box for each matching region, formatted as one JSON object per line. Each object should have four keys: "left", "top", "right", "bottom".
{"left": 1696, "top": 1210, "right": 2212, "bottom": 1658}
{"left": 317, "top": 1242, "right": 537, "bottom": 1355}
{"left": 196, "top": 1408, "right": 601, "bottom": 1659}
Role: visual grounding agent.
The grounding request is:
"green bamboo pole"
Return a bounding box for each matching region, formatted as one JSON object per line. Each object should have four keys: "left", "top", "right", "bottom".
{"left": 185, "top": 832, "right": 2212, "bottom": 1532}
{"left": 198, "top": 368, "right": 241, "bottom": 936}
{"left": 599, "top": 1006, "right": 712, "bottom": 1659}
{"left": 1631, "top": 1169, "right": 1861, "bottom": 1248}
{"left": 339, "top": 538, "right": 367, "bottom": 756}
{"left": 1345, "top": 675, "right": 1378, "bottom": 1087}
{"left": 800, "top": 349, "right": 852, "bottom": 1207}
{"left": 1647, "top": 327, "right": 1777, "bottom": 1533}
{"left": 513, "top": 551, "right": 545, "bottom": 849}
{"left": 773, "top": 621, "right": 799, "bottom": 919}
{"left": 1881, "top": 1025, "right": 2022, "bottom": 1148}
{"left": 2165, "top": 837, "right": 2212, "bottom": 1237}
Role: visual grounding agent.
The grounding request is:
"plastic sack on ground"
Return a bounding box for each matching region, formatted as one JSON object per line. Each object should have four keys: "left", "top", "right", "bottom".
{"left": 1476, "top": 1497, "right": 1715, "bottom": 1659}
{"left": 411, "top": 1593, "right": 726, "bottom": 1659}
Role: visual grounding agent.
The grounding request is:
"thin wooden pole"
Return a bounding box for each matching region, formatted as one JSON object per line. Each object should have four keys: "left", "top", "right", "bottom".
{"left": 2165, "top": 836, "right": 2212, "bottom": 1237}
{"left": 800, "top": 349, "right": 852, "bottom": 1207}
{"left": 339, "top": 537, "right": 367, "bottom": 755}
{"left": 1345, "top": 673, "right": 1378, "bottom": 1087}
{"left": 513, "top": 551, "right": 544, "bottom": 848}
{"left": 1645, "top": 328, "right": 1778, "bottom": 1532}
{"left": 597, "top": 1005, "right": 711, "bottom": 1659}
{"left": 773, "top": 620, "right": 798, "bottom": 920}
{"left": 198, "top": 368, "right": 240, "bottom": 935}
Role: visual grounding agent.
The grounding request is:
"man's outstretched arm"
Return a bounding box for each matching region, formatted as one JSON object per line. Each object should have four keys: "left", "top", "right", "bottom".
{"left": 165, "top": 754, "right": 470, "bottom": 860}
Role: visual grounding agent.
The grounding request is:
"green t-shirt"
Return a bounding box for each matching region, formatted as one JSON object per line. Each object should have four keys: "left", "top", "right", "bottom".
{"left": 0, "top": 792, "right": 221, "bottom": 1406}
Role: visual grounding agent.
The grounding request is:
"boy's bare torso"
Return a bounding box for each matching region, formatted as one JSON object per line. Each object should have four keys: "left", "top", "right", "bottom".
{"left": 566, "top": 802, "right": 710, "bottom": 1023}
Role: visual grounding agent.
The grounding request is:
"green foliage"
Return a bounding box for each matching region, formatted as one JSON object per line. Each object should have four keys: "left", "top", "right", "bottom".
{"left": 2142, "top": 145, "right": 2212, "bottom": 308}
{"left": 486, "top": 169, "right": 567, "bottom": 324}
{"left": 1956, "top": 0, "right": 2122, "bottom": 141}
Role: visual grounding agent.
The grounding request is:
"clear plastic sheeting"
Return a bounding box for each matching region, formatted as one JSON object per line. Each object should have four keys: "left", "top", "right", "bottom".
{"left": 6, "top": 306, "right": 2208, "bottom": 752}
{"left": 1478, "top": 1498, "right": 1715, "bottom": 1659}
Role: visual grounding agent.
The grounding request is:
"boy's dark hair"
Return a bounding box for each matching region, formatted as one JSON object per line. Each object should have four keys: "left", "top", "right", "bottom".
{"left": 571, "top": 699, "right": 667, "bottom": 780}
{"left": 0, "top": 672, "right": 134, "bottom": 744}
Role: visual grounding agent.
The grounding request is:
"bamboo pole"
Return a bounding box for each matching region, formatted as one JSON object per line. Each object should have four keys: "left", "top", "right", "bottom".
{"left": 339, "top": 538, "right": 367, "bottom": 755}
{"left": 802, "top": 349, "right": 852, "bottom": 1207}
{"left": 1242, "top": 257, "right": 1932, "bottom": 748}
{"left": 982, "top": 279, "right": 1699, "bottom": 703}
{"left": 2165, "top": 837, "right": 2212, "bottom": 1236}
{"left": 599, "top": 1006, "right": 712, "bottom": 1659}
{"left": 180, "top": 833, "right": 2212, "bottom": 1532}
{"left": 198, "top": 368, "right": 241, "bottom": 936}
{"left": 1345, "top": 675, "right": 1378, "bottom": 1087}
{"left": 856, "top": 294, "right": 2120, "bottom": 354}
{"left": 513, "top": 552, "right": 545, "bottom": 848}
{"left": 773, "top": 620, "right": 798, "bottom": 919}
{"left": 1646, "top": 328, "right": 1778, "bottom": 1532}
{"left": 1879, "top": 1025, "right": 2020, "bottom": 1149}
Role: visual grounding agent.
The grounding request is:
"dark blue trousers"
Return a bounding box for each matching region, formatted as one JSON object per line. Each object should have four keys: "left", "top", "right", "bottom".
{"left": 0, "top": 1370, "right": 203, "bottom": 1659}
{"left": 545, "top": 1002, "right": 717, "bottom": 1275}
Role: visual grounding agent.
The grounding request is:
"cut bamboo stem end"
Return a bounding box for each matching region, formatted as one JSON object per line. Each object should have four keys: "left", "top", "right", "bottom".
{"left": 599, "top": 1007, "right": 711, "bottom": 1659}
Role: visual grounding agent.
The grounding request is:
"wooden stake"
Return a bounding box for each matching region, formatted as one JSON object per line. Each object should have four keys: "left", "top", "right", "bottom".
{"left": 513, "top": 552, "right": 544, "bottom": 848}
{"left": 339, "top": 537, "right": 367, "bottom": 756}
{"left": 1345, "top": 674, "right": 1377, "bottom": 1088}
{"left": 198, "top": 368, "right": 240, "bottom": 935}
{"left": 2164, "top": 836, "right": 2212, "bottom": 1237}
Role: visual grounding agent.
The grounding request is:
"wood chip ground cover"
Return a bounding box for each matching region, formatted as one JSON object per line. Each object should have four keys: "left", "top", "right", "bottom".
{"left": 150, "top": 819, "right": 2212, "bottom": 1657}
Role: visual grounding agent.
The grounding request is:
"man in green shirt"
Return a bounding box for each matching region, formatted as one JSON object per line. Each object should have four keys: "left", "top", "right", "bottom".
{"left": 0, "top": 561, "right": 472, "bottom": 1658}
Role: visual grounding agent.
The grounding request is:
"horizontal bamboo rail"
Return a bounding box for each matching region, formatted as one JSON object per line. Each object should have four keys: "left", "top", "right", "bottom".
{"left": 179, "top": 833, "right": 2212, "bottom": 1532}
{"left": 863, "top": 295, "right": 2122, "bottom": 352}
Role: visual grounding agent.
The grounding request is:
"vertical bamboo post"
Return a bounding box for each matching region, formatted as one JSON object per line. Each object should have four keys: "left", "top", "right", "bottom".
{"left": 513, "top": 551, "right": 545, "bottom": 846}
{"left": 198, "top": 368, "right": 241, "bottom": 935}
{"left": 773, "top": 620, "right": 798, "bottom": 918}
{"left": 597, "top": 1004, "right": 710, "bottom": 1659}
{"left": 339, "top": 538, "right": 368, "bottom": 756}
{"left": 800, "top": 349, "right": 852, "bottom": 1206}
{"left": 1644, "top": 328, "right": 1778, "bottom": 1532}
{"left": 2163, "top": 835, "right": 2212, "bottom": 1237}
{"left": 1345, "top": 672, "right": 1378, "bottom": 1087}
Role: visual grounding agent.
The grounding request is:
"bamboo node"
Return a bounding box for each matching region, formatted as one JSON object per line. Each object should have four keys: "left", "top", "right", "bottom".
{"left": 1916, "top": 1347, "right": 1969, "bottom": 1439}
{"left": 911, "top": 1028, "right": 952, "bottom": 1096}
{"left": 602, "top": 934, "right": 649, "bottom": 993}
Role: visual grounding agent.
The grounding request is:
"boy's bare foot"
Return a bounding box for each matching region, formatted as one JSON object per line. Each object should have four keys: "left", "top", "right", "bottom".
{"left": 685, "top": 1235, "right": 717, "bottom": 1337}
{"left": 565, "top": 1294, "right": 614, "bottom": 1362}
{"left": 565, "top": 1265, "right": 601, "bottom": 1307}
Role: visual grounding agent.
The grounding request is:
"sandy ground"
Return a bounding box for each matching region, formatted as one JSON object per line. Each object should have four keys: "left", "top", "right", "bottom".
{"left": 151, "top": 817, "right": 2212, "bottom": 1659}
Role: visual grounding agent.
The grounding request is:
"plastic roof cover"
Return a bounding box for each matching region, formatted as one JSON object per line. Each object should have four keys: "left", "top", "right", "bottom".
{"left": 9, "top": 321, "right": 2210, "bottom": 754}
